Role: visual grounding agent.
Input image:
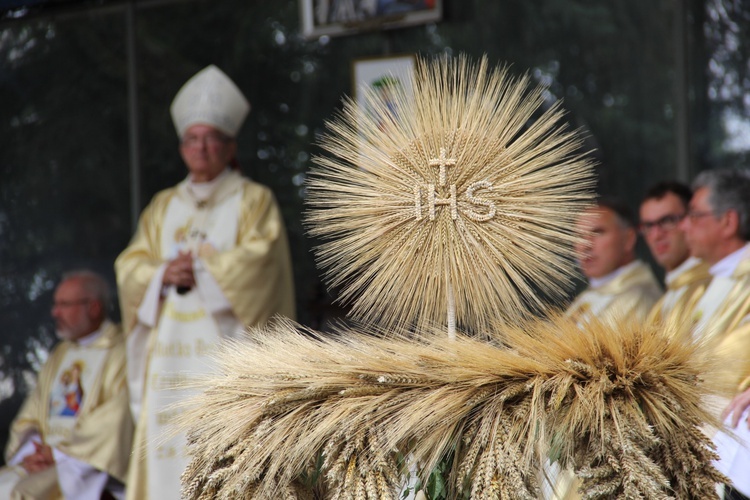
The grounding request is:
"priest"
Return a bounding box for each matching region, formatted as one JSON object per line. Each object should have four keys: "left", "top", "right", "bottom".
{"left": 679, "top": 168, "right": 750, "bottom": 337}
{"left": 566, "top": 197, "right": 662, "bottom": 324}
{"left": 0, "top": 270, "right": 132, "bottom": 499}
{"left": 115, "top": 65, "right": 295, "bottom": 500}
{"left": 638, "top": 181, "right": 711, "bottom": 325}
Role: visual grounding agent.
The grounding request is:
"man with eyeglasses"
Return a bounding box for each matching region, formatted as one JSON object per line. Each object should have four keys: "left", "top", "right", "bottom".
{"left": 672, "top": 168, "right": 750, "bottom": 500}
{"left": 639, "top": 181, "right": 711, "bottom": 325}
{"left": 0, "top": 270, "right": 132, "bottom": 499}
{"left": 679, "top": 169, "right": 750, "bottom": 337}
{"left": 115, "top": 65, "right": 295, "bottom": 500}
{"left": 566, "top": 197, "right": 662, "bottom": 325}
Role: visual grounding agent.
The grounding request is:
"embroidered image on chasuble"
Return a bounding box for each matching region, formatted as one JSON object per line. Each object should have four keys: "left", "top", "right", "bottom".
{"left": 116, "top": 173, "right": 295, "bottom": 500}
{"left": 2, "top": 322, "right": 132, "bottom": 499}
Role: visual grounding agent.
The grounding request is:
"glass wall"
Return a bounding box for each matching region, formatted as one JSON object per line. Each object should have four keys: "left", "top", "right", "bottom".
{"left": 0, "top": 7, "right": 132, "bottom": 448}
{"left": 702, "top": 0, "right": 750, "bottom": 168}
{"left": 1, "top": 0, "right": 749, "bottom": 458}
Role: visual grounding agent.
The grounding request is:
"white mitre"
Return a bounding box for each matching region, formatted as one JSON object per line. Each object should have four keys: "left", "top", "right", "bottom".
{"left": 170, "top": 64, "right": 251, "bottom": 138}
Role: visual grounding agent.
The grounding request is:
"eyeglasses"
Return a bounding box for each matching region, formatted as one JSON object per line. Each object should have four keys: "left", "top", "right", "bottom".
{"left": 181, "top": 132, "right": 231, "bottom": 149}
{"left": 685, "top": 209, "right": 716, "bottom": 221}
{"left": 639, "top": 213, "right": 685, "bottom": 234}
{"left": 52, "top": 299, "right": 91, "bottom": 308}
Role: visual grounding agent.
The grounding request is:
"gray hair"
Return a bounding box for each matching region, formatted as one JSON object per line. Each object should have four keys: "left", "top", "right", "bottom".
{"left": 61, "top": 269, "right": 111, "bottom": 317}
{"left": 692, "top": 169, "right": 750, "bottom": 240}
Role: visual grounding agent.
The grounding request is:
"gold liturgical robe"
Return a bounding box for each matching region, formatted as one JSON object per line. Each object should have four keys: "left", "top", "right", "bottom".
{"left": 116, "top": 170, "right": 295, "bottom": 500}
{"left": 565, "top": 260, "right": 662, "bottom": 324}
{"left": 709, "top": 321, "right": 750, "bottom": 397}
{"left": 116, "top": 171, "right": 296, "bottom": 336}
{"left": 639, "top": 252, "right": 750, "bottom": 494}
{"left": 647, "top": 257, "right": 711, "bottom": 329}
{"left": 690, "top": 255, "right": 750, "bottom": 400}
{"left": 2, "top": 322, "right": 132, "bottom": 499}
{"left": 697, "top": 256, "right": 750, "bottom": 342}
{"left": 678, "top": 253, "right": 750, "bottom": 497}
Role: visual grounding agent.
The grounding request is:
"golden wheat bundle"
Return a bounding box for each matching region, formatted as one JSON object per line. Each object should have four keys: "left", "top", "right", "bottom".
{"left": 305, "top": 54, "right": 595, "bottom": 334}
{"left": 180, "top": 314, "right": 724, "bottom": 499}
{"left": 509, "top": 315, "right": 727, "bottom": 499}
{"left": 180, "top": 318, "right": 546, "bottom": 500}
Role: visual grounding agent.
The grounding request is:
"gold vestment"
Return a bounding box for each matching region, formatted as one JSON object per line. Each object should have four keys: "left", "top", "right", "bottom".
{"left": 647, "top": 259, "right": 711, "bottom": 329}
{"left": 566, "top": 260, "right": 662, "bottom": 324}
{"left": 3, "top": 322, "right": 132, "bottom": 498}
{"left": 116, "top": 173, "right": 295, "bottom": 500}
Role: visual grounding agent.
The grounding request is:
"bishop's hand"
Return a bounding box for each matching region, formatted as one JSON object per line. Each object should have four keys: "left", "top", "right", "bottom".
{"left": 163, "top": 251, "right": 195, "bottom": 293}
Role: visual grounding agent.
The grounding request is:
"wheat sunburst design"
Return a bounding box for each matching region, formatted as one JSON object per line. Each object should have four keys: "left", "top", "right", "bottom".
{"left": 306, "top": 55, "right": 596, "bottom": 333}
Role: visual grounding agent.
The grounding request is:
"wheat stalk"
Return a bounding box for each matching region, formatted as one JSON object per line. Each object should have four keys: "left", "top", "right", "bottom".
{"left": 535, "top": 317, "right": 728, "bottom": 499}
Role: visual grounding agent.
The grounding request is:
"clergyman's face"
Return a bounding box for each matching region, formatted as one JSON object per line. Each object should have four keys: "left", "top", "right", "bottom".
{"left": 575, "top": 207, "right": 636, "bottom": 279}
{"left": 639, "top": 192, "right": 689, "bottom": 271}
{"left": 51, "top": 278, "right": 97, "bottom": 341}
{"left": 179, "top": 124, "right": 236, "bottom": 183}
{"left": 680, "top": 186, "right": 725, "bottom": 264}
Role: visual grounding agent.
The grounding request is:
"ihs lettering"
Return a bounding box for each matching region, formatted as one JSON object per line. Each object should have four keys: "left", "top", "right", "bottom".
{"left": 414, "top": 148, "right": 496, "bottom": 222}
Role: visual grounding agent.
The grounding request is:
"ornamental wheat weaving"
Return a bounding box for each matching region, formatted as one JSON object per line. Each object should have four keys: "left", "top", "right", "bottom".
{"left": 305, "top": 55, "right": 595, "bottom": 334}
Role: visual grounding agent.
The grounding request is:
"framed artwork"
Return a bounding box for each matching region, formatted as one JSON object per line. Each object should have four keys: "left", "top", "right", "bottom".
{"left": 352, "top": 54, "right": 416, "bottom": 112}
{"left": 300, "top": 0, "right": 442, "bottom": 39}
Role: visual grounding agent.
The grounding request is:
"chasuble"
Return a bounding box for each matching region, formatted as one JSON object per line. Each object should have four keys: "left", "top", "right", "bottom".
{"left": 115, "top": 170, "right": 295, "bottom": 500}
{"left": 2, "top": 321, "right": 132, "bottom": 499}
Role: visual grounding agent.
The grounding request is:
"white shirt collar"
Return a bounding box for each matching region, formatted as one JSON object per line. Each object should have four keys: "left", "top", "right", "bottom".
{"left": 589, "top": 260, "right": 639, "bottom": 289}
{"left": 709, "top": 243, "right": 750, "bottom": 278}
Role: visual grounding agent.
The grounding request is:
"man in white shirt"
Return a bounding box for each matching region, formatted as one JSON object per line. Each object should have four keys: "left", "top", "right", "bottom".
{"left": 678, "top": 169, "right": 750, "bottom": 500}
{"left": 638, "top": 181, "right": 710, "bottom": 325}
{"left": 0, "top": 270, "right": 132, "bottom": 499}
{"left": 679, "top": 168, "right": 750, "bottom": 337}
{"left": 566, "top": 198, "right": 662, "bottom": 324}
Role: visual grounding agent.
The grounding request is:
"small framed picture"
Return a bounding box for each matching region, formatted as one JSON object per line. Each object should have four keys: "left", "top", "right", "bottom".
{"left": 352, "top": 54, "right": 416, "bottom": 112}
{"left": 300, "top": 0, "right": 442, "bottom": 39}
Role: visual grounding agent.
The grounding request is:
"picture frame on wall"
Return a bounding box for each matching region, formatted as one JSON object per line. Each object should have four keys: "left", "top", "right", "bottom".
{"left": 300, "top": 0, "right": 442, "bottom": 39}
{"left": 349, "top": 54, "right": 416, "bottom": 144}
{"left": 352, "top": 54, "right": 416, "bottom": 115}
